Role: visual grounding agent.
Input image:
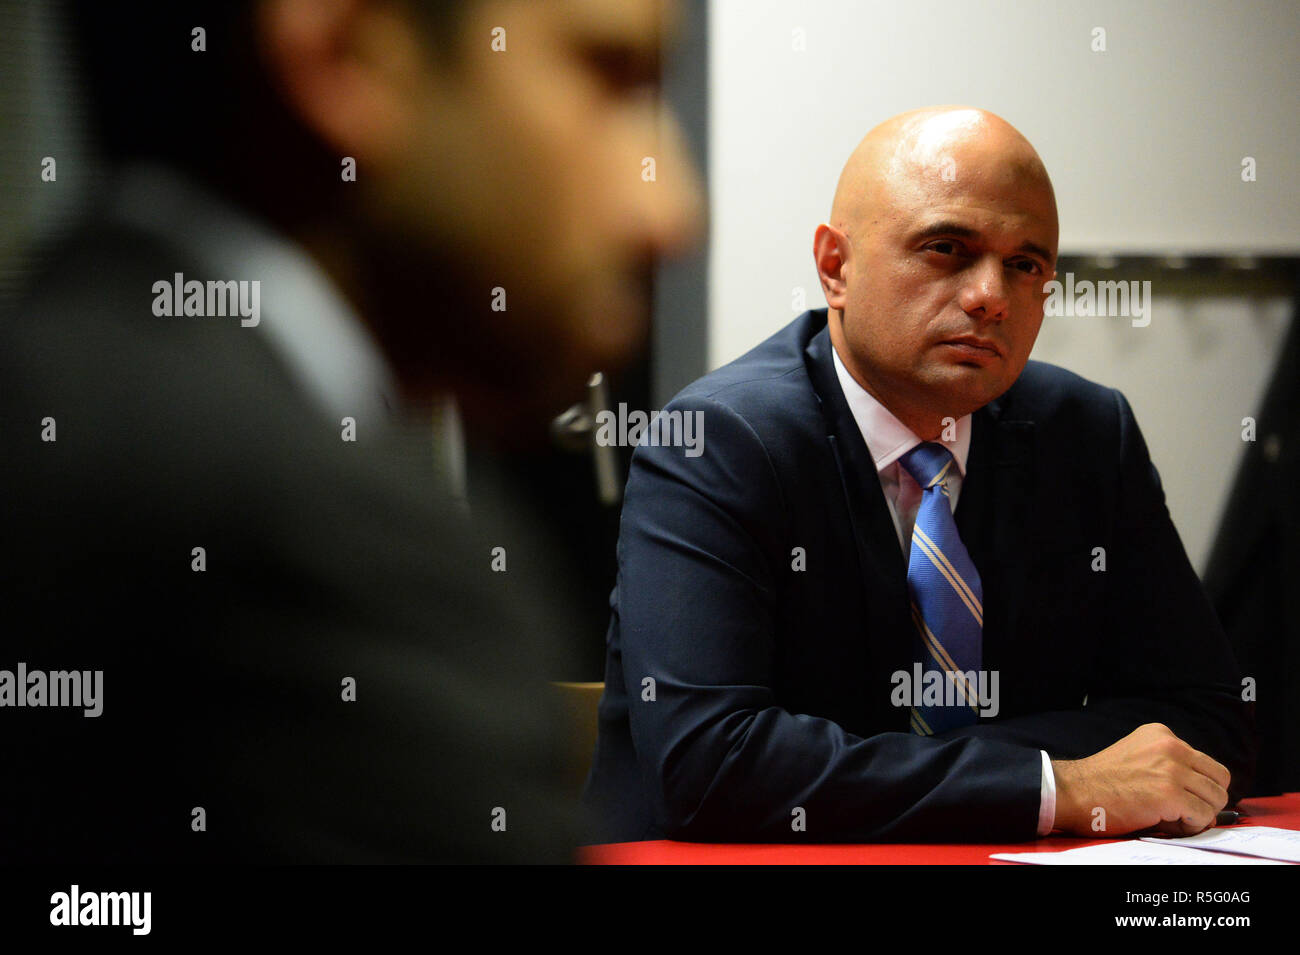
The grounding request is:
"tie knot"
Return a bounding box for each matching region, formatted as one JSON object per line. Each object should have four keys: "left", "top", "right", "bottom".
{"left": 899, "top": 442, "right": 957, "bottom": 490}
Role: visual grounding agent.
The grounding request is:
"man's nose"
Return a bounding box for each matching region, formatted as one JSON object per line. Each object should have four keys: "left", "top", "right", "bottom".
{"left": 958, "top": 255, "right": 1010, "bottom": 321}
{"left": 636, "top": 106, "right": 705, "bottom": 260}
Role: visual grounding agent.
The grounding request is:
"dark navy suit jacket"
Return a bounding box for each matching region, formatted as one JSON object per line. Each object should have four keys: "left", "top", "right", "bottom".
{"left": 584, "top": 308, "right": 1255, "bottom": 843}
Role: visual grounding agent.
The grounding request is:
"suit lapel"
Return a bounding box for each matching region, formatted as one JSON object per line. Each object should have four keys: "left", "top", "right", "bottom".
{"left": 804, "top": 324, "right": 914, "bottom": 687}
{"left": 956, "top": 391, "right": 1036, "bottom": 672}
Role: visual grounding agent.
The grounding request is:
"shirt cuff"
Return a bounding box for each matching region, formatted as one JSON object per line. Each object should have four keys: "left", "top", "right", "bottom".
{"left": 1036, "top": 749, "right": 1056, "bottom": 836}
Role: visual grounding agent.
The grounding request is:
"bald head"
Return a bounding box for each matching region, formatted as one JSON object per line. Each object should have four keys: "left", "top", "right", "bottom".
{"left": 830, "top": 106, "right": 1055, "bottom": 235}
{"left": 813, "top": 105, "right": 1059, "bottom": 442}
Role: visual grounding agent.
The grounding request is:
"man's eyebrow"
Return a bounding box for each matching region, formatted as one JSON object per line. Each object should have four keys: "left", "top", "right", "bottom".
{"left": 910, "top": 221, "right": 1054, "bottom": 263}
{"left": 910, "top": 220, "right": 979, "bottom": 243}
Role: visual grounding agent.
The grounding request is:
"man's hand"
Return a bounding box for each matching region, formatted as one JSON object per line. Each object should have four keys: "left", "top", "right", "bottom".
{"left": 1051, "top": 723, "right": 1231, "bottom": 837}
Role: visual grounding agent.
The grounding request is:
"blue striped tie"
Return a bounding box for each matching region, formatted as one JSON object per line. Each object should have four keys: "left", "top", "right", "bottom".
{"left": 899, "top": 442, "right": 983, "bottom": 735}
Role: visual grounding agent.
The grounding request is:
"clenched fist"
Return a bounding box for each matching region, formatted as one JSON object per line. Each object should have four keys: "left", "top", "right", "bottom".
{"left": 1051, "top": 723, "right": 1231, "bottom": 837}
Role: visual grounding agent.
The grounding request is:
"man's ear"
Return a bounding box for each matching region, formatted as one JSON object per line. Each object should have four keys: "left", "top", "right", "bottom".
{"left": 255, "top": 0, "right": 429, "bottom": 166}
{"left": 813, "top": 224, "right": 851, "bottom": 310}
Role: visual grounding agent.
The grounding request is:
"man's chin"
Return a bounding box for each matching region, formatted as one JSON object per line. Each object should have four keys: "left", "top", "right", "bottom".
{"left": 922, "top": 369, "right": 1017, "bottom": 416}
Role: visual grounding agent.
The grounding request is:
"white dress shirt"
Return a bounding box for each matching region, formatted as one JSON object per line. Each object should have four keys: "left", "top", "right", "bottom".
{"left": 831, "top": 343, "right": 1057, "bottom": 837}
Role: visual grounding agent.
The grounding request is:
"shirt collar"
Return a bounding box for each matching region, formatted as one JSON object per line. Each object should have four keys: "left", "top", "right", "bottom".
{"left": 108, "top": 162, "right": 400, "bottom": 425}
{"left": 830, "top": 341, "right": 972, "bottom": 476}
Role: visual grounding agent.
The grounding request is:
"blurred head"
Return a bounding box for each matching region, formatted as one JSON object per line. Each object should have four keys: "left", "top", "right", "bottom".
{"left": 813, "top": 106, "right": 1058, "bottom": 439}
{"left": 74, "top": 0, "right": 703, "bottom": 435}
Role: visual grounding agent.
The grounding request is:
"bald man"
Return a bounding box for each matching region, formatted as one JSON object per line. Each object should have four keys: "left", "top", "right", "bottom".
{"left": 583, "top": 107, "right": 1255, "bottom": 843}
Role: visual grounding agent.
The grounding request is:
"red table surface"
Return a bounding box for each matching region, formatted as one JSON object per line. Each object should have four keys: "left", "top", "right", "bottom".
{"left": 580, "top": 792, "right": 1300, "bottom": 864}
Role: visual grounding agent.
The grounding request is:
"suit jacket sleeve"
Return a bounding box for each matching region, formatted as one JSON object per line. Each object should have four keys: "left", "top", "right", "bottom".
{"left": 615, "top": 394, "right": 1046, "bottom": 842}
{"left": 939, "top": 388, "right": 1257, "bottom": 802}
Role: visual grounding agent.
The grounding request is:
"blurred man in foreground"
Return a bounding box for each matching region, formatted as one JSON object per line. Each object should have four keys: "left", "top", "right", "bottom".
{"left": 1, "top": 0, "right": 699, "bottom": 862}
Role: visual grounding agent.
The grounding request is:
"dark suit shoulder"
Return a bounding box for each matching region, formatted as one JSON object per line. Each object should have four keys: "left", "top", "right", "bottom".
{"left": 3, "top": 223, "right": 311, "bottom": 426}
{"left": 661, "top": 311, "right": 827, "bottom": 447}
{"left": 996, "top": 359, "right": 1121, "bottom": 424}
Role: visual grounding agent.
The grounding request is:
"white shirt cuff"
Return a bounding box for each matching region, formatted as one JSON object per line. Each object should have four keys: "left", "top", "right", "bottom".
{"left": 1036, "top": 749, "right": 1056, "bottom": 836}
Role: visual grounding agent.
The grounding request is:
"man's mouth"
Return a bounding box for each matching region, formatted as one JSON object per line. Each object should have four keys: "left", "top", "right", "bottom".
{"left": 941, "top": 336, "right": 1002, "bottom": 359}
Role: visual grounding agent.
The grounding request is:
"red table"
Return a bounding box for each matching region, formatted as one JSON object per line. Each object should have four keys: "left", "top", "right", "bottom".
{"left": 580, "top": 792, "right": 1300, "bottom": 864}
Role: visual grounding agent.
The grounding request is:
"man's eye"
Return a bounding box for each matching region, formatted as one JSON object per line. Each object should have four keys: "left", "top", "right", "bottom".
{"left": 926, "top": 241, "right": 958, "bottom": 255}
{"left": 1010, "top": 259, "right": 1043, "bottom": 275}
{"left": 584, "top": 45, "right": 658, "bottom": 94}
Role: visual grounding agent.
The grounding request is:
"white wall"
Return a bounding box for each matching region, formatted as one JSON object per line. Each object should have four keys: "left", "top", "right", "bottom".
{"left": 706, "top": 0, "right": 1297, "bottom": 572}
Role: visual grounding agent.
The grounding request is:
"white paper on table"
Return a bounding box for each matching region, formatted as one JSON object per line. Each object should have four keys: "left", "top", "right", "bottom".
{"left": 1139, "top": 826, "right": 1300, "bottom": 863}
{"left": 991, "top": 840, "right": 1291, "bottom": 865}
